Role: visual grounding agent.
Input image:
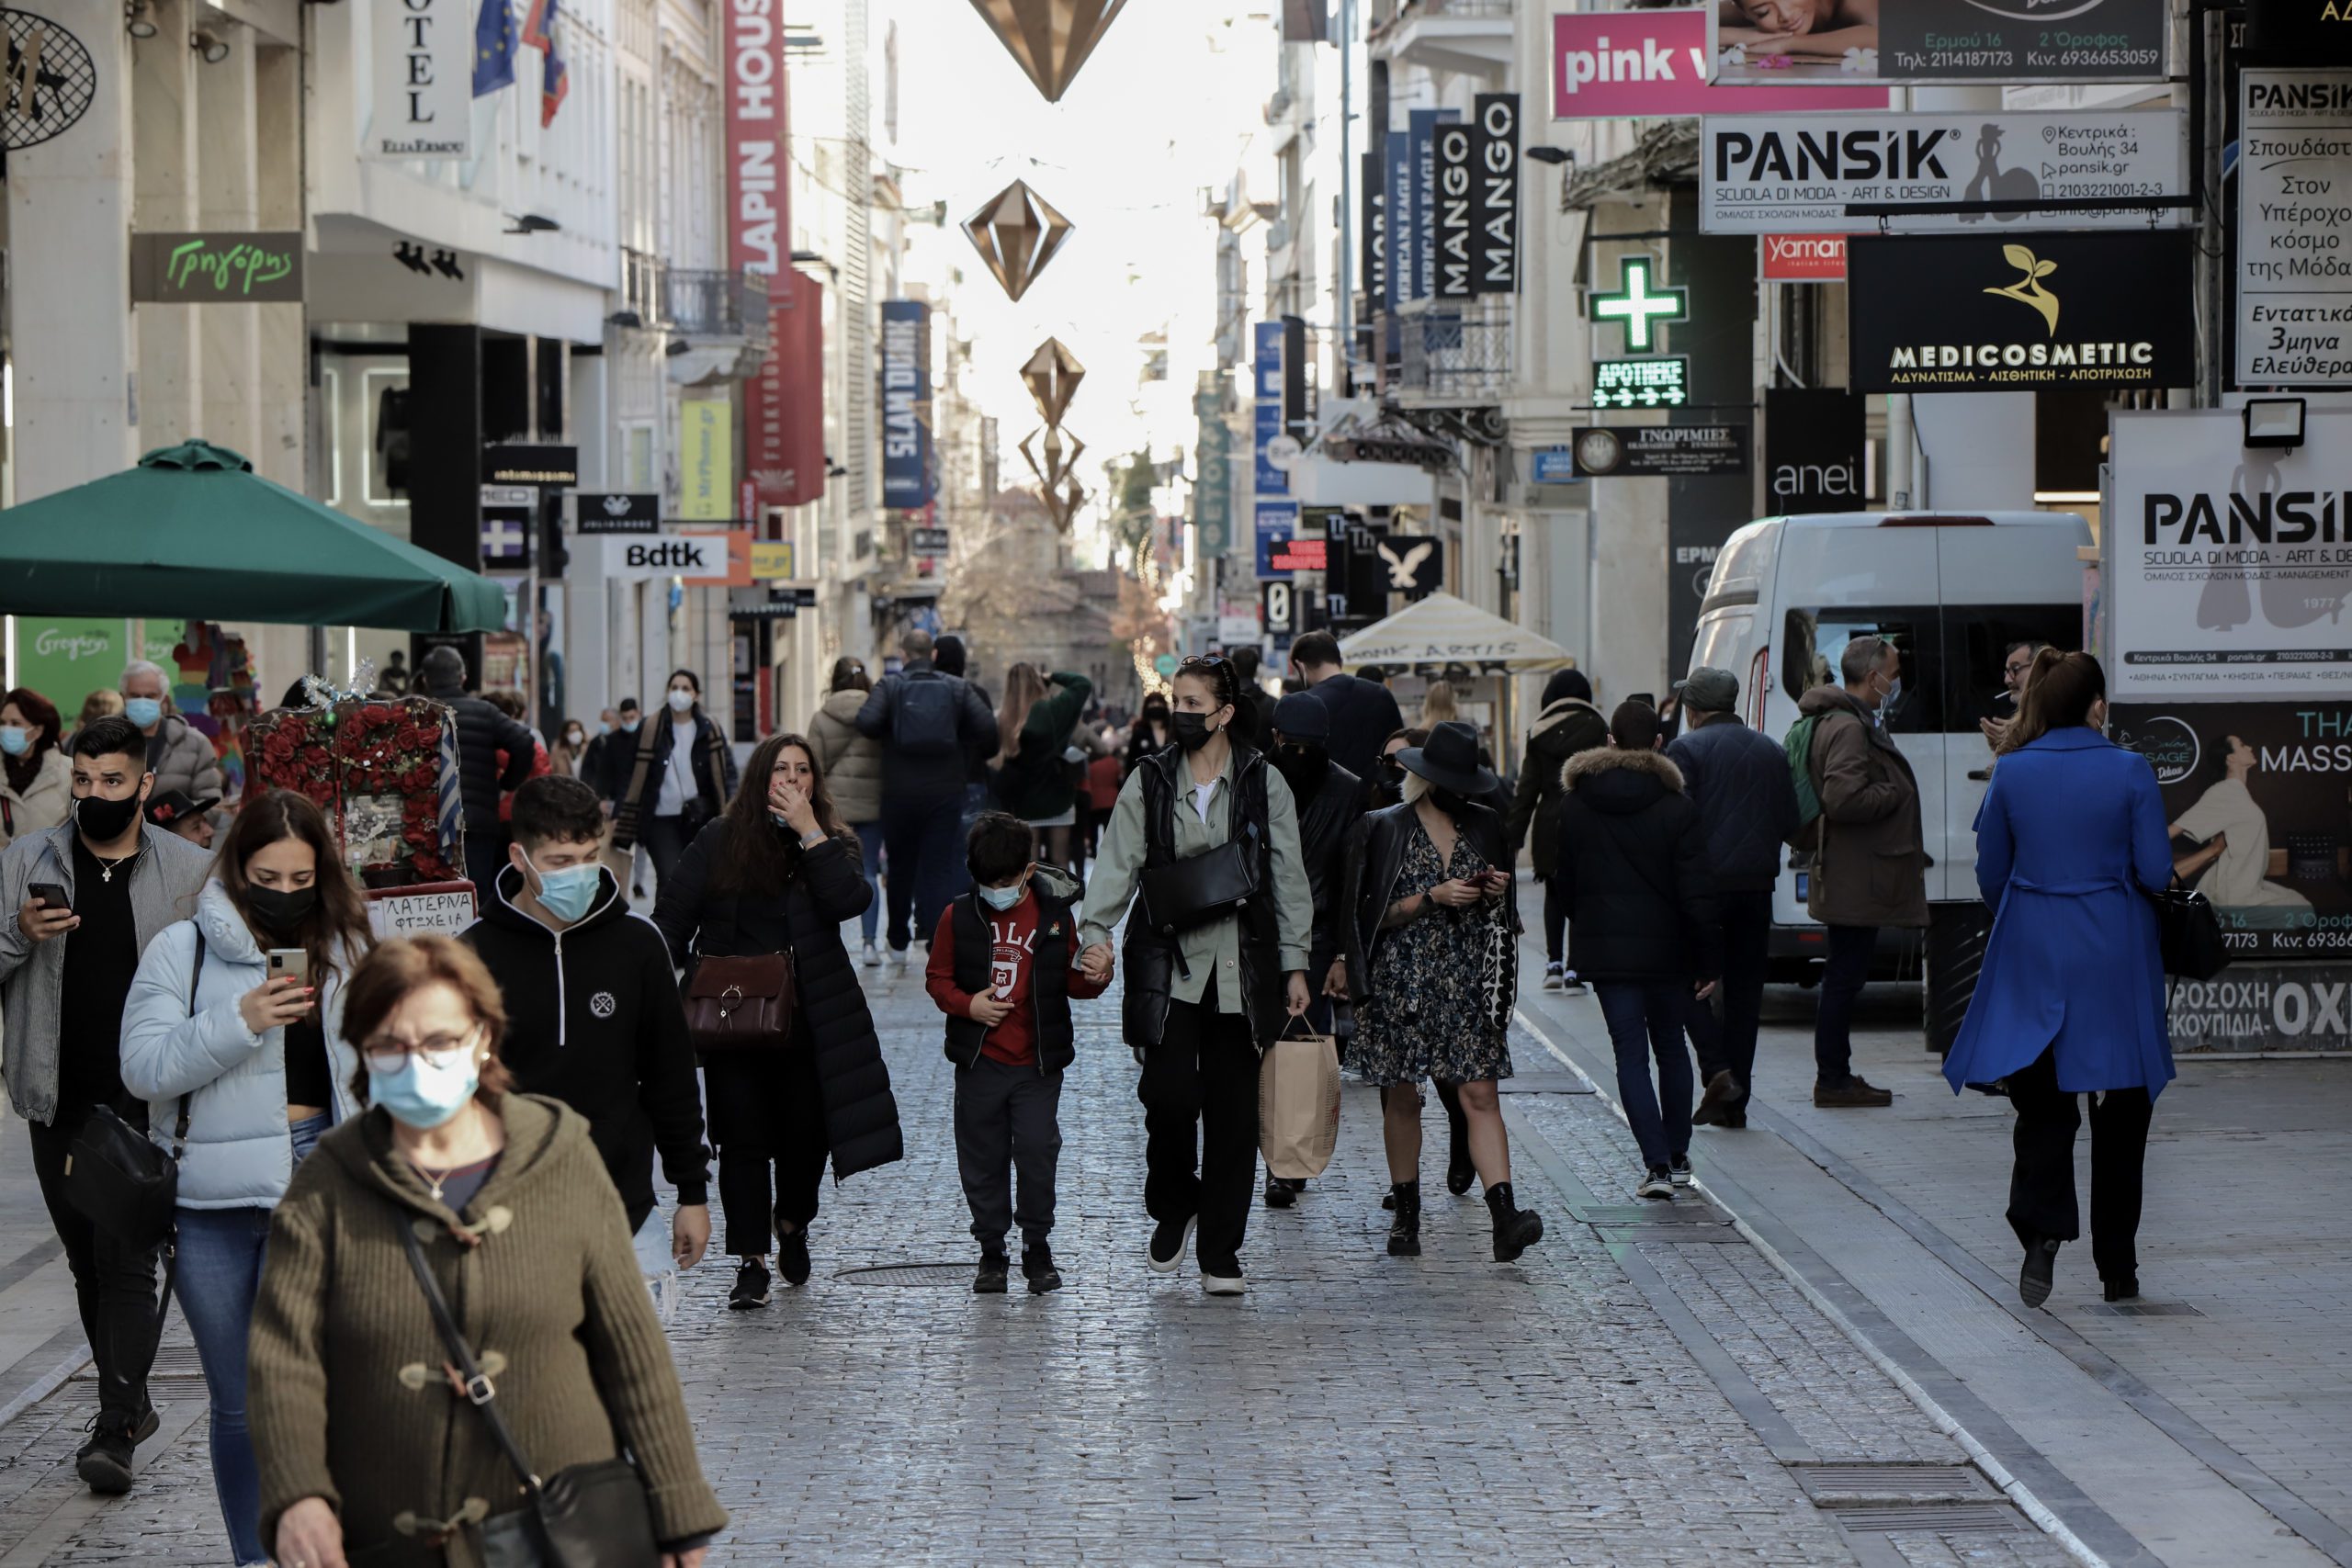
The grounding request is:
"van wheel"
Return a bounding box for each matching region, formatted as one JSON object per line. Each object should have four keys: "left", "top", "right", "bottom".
{"left": 1923, "top": 904, "right": 1991, "bottom": 1055}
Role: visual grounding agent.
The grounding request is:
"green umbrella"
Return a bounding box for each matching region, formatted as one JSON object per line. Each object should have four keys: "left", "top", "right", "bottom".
{"left": 0, "top": 440, "right": 511, "bottom": 632}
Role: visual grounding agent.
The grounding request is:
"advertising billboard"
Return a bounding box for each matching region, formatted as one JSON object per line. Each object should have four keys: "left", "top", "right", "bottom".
{"left": 1712, "top": 0, "right": 2166, "bottom": 85}
{"left": 879, "top": 299, "right": 934, "bottom": 510}
{"left": 1552, "top": 10, "right": 1885, "bottom": 119}
{"left": 2235, "top": 70, "right": 2352, "bottom": 389}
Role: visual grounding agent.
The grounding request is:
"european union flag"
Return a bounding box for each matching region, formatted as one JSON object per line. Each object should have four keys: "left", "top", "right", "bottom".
{"left": 474, "top": 0, "right": 516, "bottom": 96}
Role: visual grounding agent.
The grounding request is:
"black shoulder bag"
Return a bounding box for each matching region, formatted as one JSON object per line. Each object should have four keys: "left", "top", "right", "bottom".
{"left": 1136, "top": 761, "right": 1263, "bottom": 954}
{"left": 64, "top": 932, "right": 204, "bottom": 1252}
{"left": 400, "top": 1224, "right": 661, "bottom": 1568}
{"left": 2147, "top": 875, "right": 2229, "bottom": 982}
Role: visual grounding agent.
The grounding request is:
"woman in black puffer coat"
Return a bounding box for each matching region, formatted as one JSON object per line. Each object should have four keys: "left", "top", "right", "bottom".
{"left": 652, "top": 732, "right": 903, "bottom": 1308}
{"left": 1555, "top": 701, "right": 1720, "bottom": 1202}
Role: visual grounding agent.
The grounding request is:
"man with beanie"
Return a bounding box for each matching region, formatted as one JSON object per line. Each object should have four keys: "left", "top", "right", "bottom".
{"left": 1506, "top": 668, "right": 1609, "bottom": 991}
{"left": 418, "top": 645, "right": 537, "bottom": 888}
{"left": 1667, "top": 667, "right": 1800, "bottom": 1127}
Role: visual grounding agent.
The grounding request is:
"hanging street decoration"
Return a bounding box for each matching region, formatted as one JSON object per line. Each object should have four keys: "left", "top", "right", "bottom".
{"left": 1021, "top": 337, "right": 1086, "bottom": 425}
{"left": 966, "top": 0, "right": 1130, "bottom": 104}
{"left": 964, "top": 179, "right": 1074, "bottom": 303}
{"left": 0, "top": 8, "right": 96, "bottom": 152}
{"left": 1019, "top": 425, "right": 1088, "bottom": 532}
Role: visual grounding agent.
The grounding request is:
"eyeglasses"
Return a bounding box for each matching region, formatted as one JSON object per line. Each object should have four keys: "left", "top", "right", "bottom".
{"left": 360, "top": 1026, "right": 481, "bottom": 1073}
{"left": 2003, "top": 660, "right": 2032, "bottom": 678}
{"left": 1176, "top": 655, "right": 1228, "bottom": 672}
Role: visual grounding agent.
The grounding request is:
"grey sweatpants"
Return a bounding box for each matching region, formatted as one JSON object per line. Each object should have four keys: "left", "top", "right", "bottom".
{"left": 953, "top": 1056, "right": 1064, "bottom": 1250}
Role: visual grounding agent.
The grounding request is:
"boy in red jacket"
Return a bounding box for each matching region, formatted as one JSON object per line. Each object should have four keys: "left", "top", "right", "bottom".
{"left": 927, "top": 811, "right": 1110, "bottom": 1293}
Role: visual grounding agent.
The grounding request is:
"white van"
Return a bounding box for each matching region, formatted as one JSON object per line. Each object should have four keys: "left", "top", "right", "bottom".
{"left": 1686, "top": 511, "right": 2092, "bottom": 1045}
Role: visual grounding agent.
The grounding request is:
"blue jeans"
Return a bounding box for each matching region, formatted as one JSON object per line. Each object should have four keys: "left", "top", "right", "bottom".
{"left": 175, "top": 1113, "right": 327, "bottom": 1566}
{"left": 1594, "top": 983, "right": 1694, "bottom": 1172}
{"left": 880, "top": 793, "right": 968, "bottom": 952}
{"left": 854, "top": 821, "right": 886, "bottom": 943}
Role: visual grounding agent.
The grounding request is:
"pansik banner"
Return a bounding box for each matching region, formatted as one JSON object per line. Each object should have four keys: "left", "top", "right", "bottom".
{"left": 2107, "top": 409, "right": 2352, "bottom": 701}
{"left": 1471, "top": 94, "right": 1521, "bottom": 294}
{"left": 1846, "top": 231, "right": 2195, "bottom": 391}
{"left": 2235, "top": 71, "right": 2352, "bottom": 389}
{"left": 1700, "top": 112, "right": 2186, "bottom": 235}
{"left": 367, "top": 0, "right": 470, "bottom": 159}
{"left": 2112, "top": 701, "right": 2352, "bottom": 961}
{"left": 880, "top": 299, "right": 934, "bottom": 510}
{"left": 1712, "top": 0, "right": 2166, "bottom": 85}
{"left": 1552, "top": 10, "right": 1885, "bottom": 119}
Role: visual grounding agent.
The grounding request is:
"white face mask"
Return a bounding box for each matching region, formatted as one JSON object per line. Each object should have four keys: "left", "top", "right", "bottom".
{"left": 667, "top": 689, "right": 694, "bottom": 714}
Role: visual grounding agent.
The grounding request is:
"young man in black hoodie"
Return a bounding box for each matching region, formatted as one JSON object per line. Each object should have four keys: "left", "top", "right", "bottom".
{"left": 463, "top": 776, "right": 712, "bottom": 1280}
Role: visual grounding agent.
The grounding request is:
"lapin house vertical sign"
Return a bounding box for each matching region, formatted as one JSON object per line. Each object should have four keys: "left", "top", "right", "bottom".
{"left": 728, "top": 0, "right": 809, "bottom": 508}
{"left": 367, "top": 0, "right": 471, "bottom": 159}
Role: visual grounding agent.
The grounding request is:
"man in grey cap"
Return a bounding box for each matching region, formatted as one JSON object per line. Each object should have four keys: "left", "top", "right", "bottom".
{"left": 1261, "top": 692, "right": 1363, "bottom": 1208}
{"left": 1666, "top": 666, "right": 1800, "bottom": 1130}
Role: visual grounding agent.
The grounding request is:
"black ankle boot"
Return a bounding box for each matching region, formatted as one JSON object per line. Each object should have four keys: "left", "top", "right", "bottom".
{"left": 1386, "top": 1180, "right": 1422, "bottom": 1257}
{"left": 1485, "top": 1181, "right": 1544, "bottom": 1263}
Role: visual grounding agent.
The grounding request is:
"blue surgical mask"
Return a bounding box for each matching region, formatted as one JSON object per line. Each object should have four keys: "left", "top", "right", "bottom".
{"left": 531, "top": 862, "right": 601, "bottom": 923}
{"left": 123, "top": 697, "right": 164, "bottom": 728}
{"left": 978, "top": 878, "right": 1029, "bottom": 911}
{"left": 597, "top": 721, "right": 612, "bottom": 738}
{"left": 368, "top": 1047, "right": 481, "bottom": 1131}
{"left": 1879, "top": 674, "right": 1903, "bottom": 718}
{"left": 0, "top": 727, "right": 28, "bottom": 757}
{"left": 622, "top": 718, "right": 640, "bottom": 734}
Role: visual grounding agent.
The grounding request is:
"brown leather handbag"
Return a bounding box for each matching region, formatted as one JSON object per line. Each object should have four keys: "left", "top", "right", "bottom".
{"left": 684, "top": 953, "right": 797, "bottom": 1052}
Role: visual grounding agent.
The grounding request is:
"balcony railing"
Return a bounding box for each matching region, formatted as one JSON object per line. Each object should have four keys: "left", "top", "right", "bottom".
{"left": 665, "top": 267, "right": 772, "bottom": 344}
{"left": 1398, "top": 310, "right": 1512, "bottom": 406}
{"left": 619, "top": 247, "right": 664, "bottom": 328}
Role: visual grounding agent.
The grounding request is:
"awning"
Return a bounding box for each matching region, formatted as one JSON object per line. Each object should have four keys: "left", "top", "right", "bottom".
{"left": 0, "top": 441, "right": 510, "bottom": 632}
{"left": 1340, "top": 592, "right": 1576, "bottom": 675}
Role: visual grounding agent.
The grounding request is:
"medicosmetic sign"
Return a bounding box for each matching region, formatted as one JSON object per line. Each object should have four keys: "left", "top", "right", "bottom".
{"left": 2107, "top": 409, "right": 2352, "bottom": 702}
{"left": 2236, "top": 71, "right": 2352, "bottom": 389}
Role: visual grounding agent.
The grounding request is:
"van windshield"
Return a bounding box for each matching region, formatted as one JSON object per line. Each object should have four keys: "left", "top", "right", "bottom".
{"left": 1782, "top": 607, "right": 1942, "bottom": 734}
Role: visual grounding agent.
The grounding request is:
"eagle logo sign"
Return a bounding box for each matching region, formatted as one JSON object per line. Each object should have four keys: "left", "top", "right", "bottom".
{"left": 601, "top": 494, "right": 633, "bottom": 516}
{"left": 1377, "top": 538, "right": 1435, "bottom": 591}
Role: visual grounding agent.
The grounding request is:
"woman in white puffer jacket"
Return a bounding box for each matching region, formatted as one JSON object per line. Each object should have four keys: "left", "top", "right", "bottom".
{"left": 119, "top": 790, "right": 373, "bottom": 1568}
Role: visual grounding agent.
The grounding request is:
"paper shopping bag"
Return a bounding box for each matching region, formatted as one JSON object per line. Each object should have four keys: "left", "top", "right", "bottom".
{"left": 1259, "top": 1023, "right": 1342, "bottom": 1180}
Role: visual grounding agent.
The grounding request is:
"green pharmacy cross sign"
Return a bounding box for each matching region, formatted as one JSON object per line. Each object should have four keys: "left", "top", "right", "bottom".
{"left": 1590, "top": 256, "right": 1686, "bottom": 353}
{"left": 1593, "top": 355, "right": 1690, "bottom": 410}
{"left": 130, "top": 231, "right": 305, "bottom": 304}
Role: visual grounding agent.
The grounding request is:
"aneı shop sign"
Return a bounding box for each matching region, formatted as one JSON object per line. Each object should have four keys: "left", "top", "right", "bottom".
{"left": 1551, "top": 10, "right": 1886, "bottom": 120}
{"left": 1845, "top": 231, "right": 2194, "bottom": 391}
{"left": 2236, "top": 71, "right": 2352, "bottom": 389}
{"left": 366, "top": 0, "right": 470, "bottom": 159}
{"left": 2107, "top": 409, "right": 2352, "bottom": 701}
{"left": 880, "top": 299, "right": 934, "bottom": 510}
{"left": 1765, "top": 389, "right": 1867, "bottom": 511}
{"left": 2111, "top": 702, "right": 2352, "bottom": 964}
{"left": 1711, "top": 0, "right": 2166, "bottom": 85}
{"left": 1699, "top": 111, "right": 2186, "bottom": 235}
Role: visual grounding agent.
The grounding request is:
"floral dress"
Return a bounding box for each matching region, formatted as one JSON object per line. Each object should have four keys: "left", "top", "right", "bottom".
{"left": 1353, "top": 819, "right": 1515, "bottom": 1088}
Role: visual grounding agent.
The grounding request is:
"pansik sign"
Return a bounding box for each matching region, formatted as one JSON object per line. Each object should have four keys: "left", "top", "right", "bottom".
{"left": 880, "top": 299, "right": 934, "bottom": 510}
{"left": 1846, "top": 231, "right": 2195, "bottom": 391}
{"left": 1570, "top": 425, "right": 1748, "bottom": 479}
{"left": 1552, "top": 9, "right": 1885, "bottom": 119}
{"left": 367, "top": 0, "right": 470, "bottom": 159}
{"left": 1701, "top": 112, "right": 2186, "bottom": 235}
{"left": 1713, "top": 0, "right": 2166, "bottom": 85}
{"left": 2113, "top": 702, "right": 2352, "bottom": 960}
{"left": 2108, "top": 409, "right": 2352, "bottom": 700}
{"left": 2235, "top": 71, "right": 2352, "bottom": 388}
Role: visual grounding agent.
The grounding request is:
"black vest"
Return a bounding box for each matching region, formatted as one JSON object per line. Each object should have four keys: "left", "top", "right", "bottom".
{"left": 942, "top": 885, "right": 1079, "bottom": 1071}
{"left": 1125, "top": 744, "right": 1284, "bottom": 1048}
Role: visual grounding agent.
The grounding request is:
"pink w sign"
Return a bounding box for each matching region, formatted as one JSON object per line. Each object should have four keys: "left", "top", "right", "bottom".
{"left": 1551, "top": 10, "right": 1885, "bottom": 119}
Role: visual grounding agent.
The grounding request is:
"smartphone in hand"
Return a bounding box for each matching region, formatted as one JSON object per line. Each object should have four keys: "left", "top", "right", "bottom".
{"left": 266, "top": 948, "right": 311, "bottom": 1001}
{"left": 27, "top": 883, "right": 69, "bottom": 912}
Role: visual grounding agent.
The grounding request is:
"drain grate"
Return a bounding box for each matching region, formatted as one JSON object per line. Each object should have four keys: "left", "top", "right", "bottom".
{"left": 834, "top": 1262, "right": 977, "bottom": 1288}
{"left": 74, "top": 1343, "right": 203, "bottom": 1380}
{"left": 1824, "top": 1503, "right": 2026, "bottom": 1535}
{"left": 1793, "top": 1464, "right": 1991, "bottom": 1502}
{"left": 1575, "top": 1203, "right": 1730, "bottom": 1225}
{"left": 2082, "top": 1301, "right": 2203, "bottom": 1317}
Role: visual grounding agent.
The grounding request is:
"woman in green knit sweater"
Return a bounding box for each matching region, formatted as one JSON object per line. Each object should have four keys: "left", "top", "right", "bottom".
{"left": 252, "top": 936, "right": 726, "bottom": 1568}
{"left": 990, "top": 664, "right": 1091, "bottom": 871}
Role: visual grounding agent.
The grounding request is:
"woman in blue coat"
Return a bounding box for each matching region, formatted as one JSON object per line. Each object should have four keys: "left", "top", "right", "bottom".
{"left": 1944, "top": 650, "right": 2173, "bottom": 1311}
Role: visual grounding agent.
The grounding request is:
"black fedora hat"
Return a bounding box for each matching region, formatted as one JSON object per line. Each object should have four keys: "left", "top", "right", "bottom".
{"left": 1396, "top": 720, "right": 1498, "bottom": 796}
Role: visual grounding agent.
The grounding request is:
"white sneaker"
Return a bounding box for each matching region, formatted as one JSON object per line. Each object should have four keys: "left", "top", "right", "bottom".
{"left": 884, "top": 948, "right": 909, "bottom": 976}
{"left": 1200, "top": 1268, "right": 1247, "bottom": 1296}
{"left": 1542, "top": 963, "right": 1566, "bottom": 992}
{"left": 860, "top": 941, "right": 881, "bottom": 968}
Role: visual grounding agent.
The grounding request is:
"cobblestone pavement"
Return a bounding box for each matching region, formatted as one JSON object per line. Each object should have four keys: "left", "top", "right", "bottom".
{"left": 0, "top": 957, "right": 2083, "bottom": 1565}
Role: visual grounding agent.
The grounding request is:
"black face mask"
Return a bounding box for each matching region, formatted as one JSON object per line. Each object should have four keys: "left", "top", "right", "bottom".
{"left": 74, "top": 790, "right": 144, "bottom": 843}
{"left": 1273, "top": 742, "right": 1328, "bottom": 796}
{"left": 1380, "top": 758, "right": 1408, "bottom": 787}
{"left": 1170, "top": 712, "right": 1218, "bottom": 753}
{"left": 1143, "top": 707, "right": 1170, "bottom": 730}
{"left": 1430, "top": 786, "right": 1472, "bottom": 818}
{"left": 246, "top": 884, "right": 319, "bottom": 936}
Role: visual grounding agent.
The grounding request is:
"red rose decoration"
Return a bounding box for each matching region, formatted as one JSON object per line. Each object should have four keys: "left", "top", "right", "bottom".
{"left": 263, "top": 730, "right": 296, "bottom": 762}
{"left": 361, "top": 704, "right": 393, "bottom": 727}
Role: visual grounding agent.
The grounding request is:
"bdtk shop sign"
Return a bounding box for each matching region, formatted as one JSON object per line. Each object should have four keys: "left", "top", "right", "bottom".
{"left": 1712, "top": 0, "right": 2166, "bottom": 85}
{"left": 1571, "top": 425, "right": 1749, "bottom": 479}
{"left": 2236, "top": 71, "right": 2352, "bottom": 388}
{"left": 1845, "top": 231, "right": 2195, "bottom": 391}
{"left": 595, "top": 532, "right": 728, "bottom": 581}
{"left": 2107, "top": 409, "right": 2352, "bottom": 702}
{"left": 1700, "top": 112, "right": 2186, "bottom": 235}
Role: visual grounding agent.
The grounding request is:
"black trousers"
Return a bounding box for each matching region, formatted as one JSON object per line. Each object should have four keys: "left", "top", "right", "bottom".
{"left": 1138, "top": 994, "right": 1260, "bottom": 1273}
{"left": 1814, "top": 923, "right": 1875, "bottom": 1084}
{"left": 706, "top": 1045, "right": 829, "bottom": 1257}
{"left": 462, "top": 830, "right": 509, "bottom": 893}
{"left": 953, "top": 1057, "right": 1064, "bottom": 1249}
{"left": 2006, "top": 1046, "right": 2154, "bottom": 1284}
{"left": 26, "top": 1111, "right": 161, "bottom": 1427}
{"left": 1541, "top": 874, "right": 1567, "bottom": 966}
{"left": 1686, "top": 888, "right": 1774, "bottom": 1112}
{"left": 639, "top": 812, "right": 696, "bottom": 893}
{"left": 879, "top": 793, "right": 967, "bottom": 952}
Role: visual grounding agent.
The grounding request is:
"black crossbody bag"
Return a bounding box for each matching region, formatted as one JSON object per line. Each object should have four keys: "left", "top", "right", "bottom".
{"left": 399, "top": 1224, "right": 661, "bottom": 1568}
{"left": 2147, "top": 874, "right": 2228, "bottom": 982}
{"left": 64, "top": 932, "right": 205, "bottom": 1252}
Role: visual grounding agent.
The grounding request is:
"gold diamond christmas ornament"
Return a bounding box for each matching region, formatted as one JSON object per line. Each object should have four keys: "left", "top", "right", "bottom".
{"left": 1020, "top": 338, "right": 1086, "bottom": 425}
{"left": 964, "top": 180, "right": 1073, "bottom": 304}
{"left": 1019, "top": 425, "right": 1087, "bottom": 493}
{"left": 967, "top": 0, "right": 1131, "bottom": 104}
{"left": 1045, "top": 476, "right": 1086, "bottom": 532}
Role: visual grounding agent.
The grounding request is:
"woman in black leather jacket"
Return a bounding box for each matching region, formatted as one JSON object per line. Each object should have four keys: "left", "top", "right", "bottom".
{"left": 1342, "top": 721, "right": 1542, "bottom": 1264}
{"left": 652, "top": 732, "right": 903, "bottom": 1309}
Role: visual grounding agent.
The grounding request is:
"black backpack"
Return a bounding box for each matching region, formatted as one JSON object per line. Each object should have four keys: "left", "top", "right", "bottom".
{"left": 891, "top": 670, "right": 963, "bottom": 758}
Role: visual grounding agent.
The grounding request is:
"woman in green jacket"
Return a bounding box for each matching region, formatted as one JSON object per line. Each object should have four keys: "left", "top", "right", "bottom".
{"left": 991, "top": 664, "right": 1091, "bottom": 869}
{"left": 253, "top": 935, "right": 726, "bottom": 1568}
